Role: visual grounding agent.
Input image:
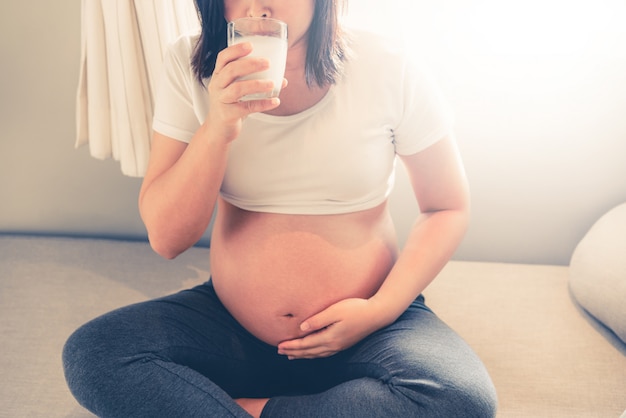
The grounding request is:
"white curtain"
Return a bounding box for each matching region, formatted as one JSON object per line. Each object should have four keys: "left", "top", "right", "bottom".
{"left": 76, "top": 0, "right": 199, "bottom": 177}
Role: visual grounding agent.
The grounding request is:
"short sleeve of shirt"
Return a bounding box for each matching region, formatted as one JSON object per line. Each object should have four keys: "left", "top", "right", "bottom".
{"left": 392, "top": 54, "right": 454, "bottom": 156}
{"left": 152, "top": 35, "right": 202, "bottom": 143}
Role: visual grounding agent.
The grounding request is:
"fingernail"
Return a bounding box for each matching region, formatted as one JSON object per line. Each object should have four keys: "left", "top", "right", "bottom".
{"left": 300, "top": 322, "right": 310, "bottom": 331}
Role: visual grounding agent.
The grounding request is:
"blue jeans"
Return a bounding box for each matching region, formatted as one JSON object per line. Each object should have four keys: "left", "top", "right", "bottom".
{"left": 63, "top": 280, "right": 497, "bottom": 417}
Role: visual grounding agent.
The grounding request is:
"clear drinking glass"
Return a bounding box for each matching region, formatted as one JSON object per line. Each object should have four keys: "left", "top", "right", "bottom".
{"left": 227, "top": 17, "right": 288, "bottom": 101}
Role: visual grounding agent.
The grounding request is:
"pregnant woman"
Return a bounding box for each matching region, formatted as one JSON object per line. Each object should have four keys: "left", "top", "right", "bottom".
{"left": 63, "top": 0, "right": 497, "bottom": 416}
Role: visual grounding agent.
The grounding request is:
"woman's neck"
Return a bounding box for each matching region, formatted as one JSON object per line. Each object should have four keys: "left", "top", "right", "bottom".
{"left": 265, "top": 78, "right": 330, "bottom": 117}
{"left": 263, "top": 40, "right": 330, "bottom": 116}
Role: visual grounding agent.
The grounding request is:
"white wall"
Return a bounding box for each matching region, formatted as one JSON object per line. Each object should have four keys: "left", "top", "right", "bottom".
{"left": 1, "top": 1, "right": 625, "bottom": 265}
{"left": 348, "top": 0, "right": 626, "bottom": 264}
{"left": 0, "top": 1, "right": 147, "bottom": 240}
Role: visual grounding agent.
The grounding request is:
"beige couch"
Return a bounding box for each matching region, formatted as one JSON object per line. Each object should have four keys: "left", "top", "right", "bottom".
{"left": 1, "top": 233, "right": 624, "bottom": 417}
{"left": 426, "top": 261, "right": 625, "bottom": 417}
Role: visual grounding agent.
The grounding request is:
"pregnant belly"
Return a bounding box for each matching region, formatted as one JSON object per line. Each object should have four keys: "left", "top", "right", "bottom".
{"left": 209, "top": 202, "right": 398, "bottom": 346}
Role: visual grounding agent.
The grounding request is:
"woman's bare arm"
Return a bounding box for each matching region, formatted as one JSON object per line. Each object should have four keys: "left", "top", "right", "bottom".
{"left": 370, "top": 135, "right": 471, "bottom": 323}
{"left": 139, "top": 42, "right": 281, "bottom": 259}
{"left": 138, "top": 129, "right": 230, "bottom": 259}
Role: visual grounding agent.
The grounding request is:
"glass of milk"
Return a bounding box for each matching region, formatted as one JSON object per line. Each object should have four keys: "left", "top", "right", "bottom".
{"left": 227, "top": 17, "right": 288, "bottom": 101}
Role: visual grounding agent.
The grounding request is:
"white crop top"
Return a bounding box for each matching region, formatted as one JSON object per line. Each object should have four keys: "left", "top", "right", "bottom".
{"left": 152, "top": 29, "right": 454, "bottom": 215}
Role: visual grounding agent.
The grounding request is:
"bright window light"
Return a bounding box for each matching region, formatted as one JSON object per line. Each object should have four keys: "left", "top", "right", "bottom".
{"left": 344, "top": 0, "right": 626, "bottom": 57}
{"left": 342, "top": 0, "right": 626, "bottom": 151}
{"left": 455, "top": 0, "right": 623, "bottom": 56}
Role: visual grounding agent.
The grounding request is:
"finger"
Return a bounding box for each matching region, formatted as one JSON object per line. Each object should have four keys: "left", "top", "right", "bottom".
{"left": 281, "top": 345, "right": 335, "bottom": 360}
{"left": 281, "top": 338, "right": 338, "bottom": 359}
{"left": 213, "top": 42, "right": 253, "bottom": 75}
{"left": 221, "top": 79, "right": 276, "bottom": 104}
{"left": 238, "top": 96, "right": 281, "bottom": 114}
{"left": 279, "top": 333, "right": 324, "bottom": 352}
{"left": 213, "top": 58, "right": 271, "bottom": 94}
{"left": 278, "top": 323, "right": 340, "bottom": 357}
{"left": 299, "top": 307, "right": 337, "bottom": 333}
{"left": 288, "top": 349, "right": 337, "bottom": 360}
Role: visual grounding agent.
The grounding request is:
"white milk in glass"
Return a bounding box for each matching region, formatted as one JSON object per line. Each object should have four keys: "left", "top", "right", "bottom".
{"left": 233, "top": 35, "right": 287, "bottom": 100}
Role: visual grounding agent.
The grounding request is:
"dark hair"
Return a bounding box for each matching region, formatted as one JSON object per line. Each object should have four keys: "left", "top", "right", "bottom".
{"left": 191, "top": 0, "right": 348, "bottom": 87}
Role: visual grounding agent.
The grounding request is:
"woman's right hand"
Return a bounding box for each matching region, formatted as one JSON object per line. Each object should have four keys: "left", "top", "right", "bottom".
{"left": 205, "top": 42, "right": 282, "bottom": 143}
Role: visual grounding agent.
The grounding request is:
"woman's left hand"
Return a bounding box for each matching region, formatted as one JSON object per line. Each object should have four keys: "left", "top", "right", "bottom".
{"left": 277, "top": 298, "right": 386, "bottom": 359}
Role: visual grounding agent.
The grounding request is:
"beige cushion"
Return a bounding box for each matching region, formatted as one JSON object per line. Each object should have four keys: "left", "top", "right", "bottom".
{"left": 569, "top": 203, "right": 626, "bottom": 344}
